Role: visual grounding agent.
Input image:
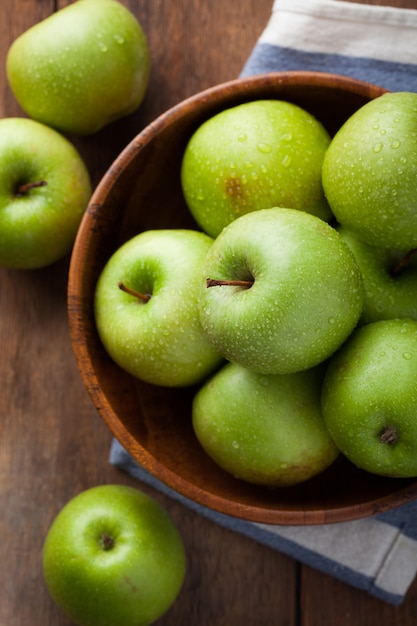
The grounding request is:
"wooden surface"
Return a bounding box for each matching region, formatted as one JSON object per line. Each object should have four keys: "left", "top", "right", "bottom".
{"left": 1, "top": 1, "right": 417, "bottom": 625}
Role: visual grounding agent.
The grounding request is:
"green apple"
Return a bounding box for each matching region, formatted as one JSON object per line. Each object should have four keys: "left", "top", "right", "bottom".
{"left": 6, "top": 0, "right": 150, "bottom": 135}
{"left": 322, "top": 91, "right": 417, "bottom": 249}
{"left": 192, "top": 361, "right": 339, "bottom": 487}
{"left": 0, "top": 117, "right": 91, "bottom": 269}
{"left": 43, "top": 484, "right": 186, "bottom": 626}
{"left": 199, "top": 207, "right": 364, "bottom": 375}
{"left": 338, "top": 227, "right": 417, "bottom": 324}
{"left": 181, "top": 99, "right": 332, "bottom": 238}
{"left": 94, "top": 229, "right": 223, "bottom": 387}
{"left": 322, "top": 318, "right": 417, "bottom": 477}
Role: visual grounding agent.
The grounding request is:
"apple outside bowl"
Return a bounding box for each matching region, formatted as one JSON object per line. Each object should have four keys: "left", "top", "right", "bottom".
{"left": 67, "top": 71, "right": 417, "bottom": 525}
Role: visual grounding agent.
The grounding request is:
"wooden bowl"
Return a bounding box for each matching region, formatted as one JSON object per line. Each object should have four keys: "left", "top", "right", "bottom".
{"left": 68, "top": 71, "right": 417, "bottom": 525}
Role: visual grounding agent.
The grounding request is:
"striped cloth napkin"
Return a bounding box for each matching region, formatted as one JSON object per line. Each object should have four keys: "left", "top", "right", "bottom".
{"left": 110, "top": 0, "right": 417, "bottom": 606}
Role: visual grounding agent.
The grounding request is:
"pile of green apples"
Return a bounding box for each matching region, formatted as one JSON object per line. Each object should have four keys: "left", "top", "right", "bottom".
{"left": 1, "top": 0, "right": 150, "bottom": 269}
{"left": 95, "top": 92, "right": 417, "bottom": 487}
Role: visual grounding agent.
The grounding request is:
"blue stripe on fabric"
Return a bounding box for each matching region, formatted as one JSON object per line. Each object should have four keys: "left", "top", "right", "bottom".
{"left": 240, "top": 43, "right": 417, "bottom": 93}
{"left": 375, "top": 500, "right": 417, "bottom": 539}
{"left": 109, "top": 438, "right": 406, "bottom": 605}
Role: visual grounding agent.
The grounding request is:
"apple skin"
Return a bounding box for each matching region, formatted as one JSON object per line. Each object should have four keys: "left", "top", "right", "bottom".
{"left": 42, "top": 485, "right": 186, "bottom": 626}
{"left": 338, "top": 227, "right": 417, "bottom": 324}
{"left": 322, "top": 319, "right": 417, "bottom": 478}
{"left": 199, "top": 208, "right": 364, "bottom": 375}
{"left": 181, "top": 99, "right": 332, "bottom": 238}
{"left": 94, "top": 229, "right": 224, "bottom": 387}
{"left": 192, "top": 361, "right": 339, "bottom": 487}
{"left": 0, "top": 117, "right": 91, "bottom": 269}
{"left": 6, "top": 0, "right": 150, "bottom": 135}
{"left": 322, "top": 91, "right": 417, "bottom": 249}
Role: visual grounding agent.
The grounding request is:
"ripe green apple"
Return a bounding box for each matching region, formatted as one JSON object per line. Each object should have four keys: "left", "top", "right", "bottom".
{"left": 322, "top": 318, "right": 417, "bottom": 478}
{"left": 338, "top": 227, "right": 417, "bottom": 324}
{"left": 199, "top": 207, "right": 364, "bottom": 375}
{"left": 6, "top": 0, "right": 150, "bottom": 135}
{"left": 94, "top": 229, "right": 223, "bottom": 387}
{"left": 181, "top": 99, "right": 332, "bottom": 238}
{"left": 192, "top": 361, "right": 339, "bottom": 487}
{"left": 43, "top": 484, "right": 186, "bottom": 626}
{"left": 0, "top": 117, "right": 91, "bottom": 269}
{"left": 322, "top": 91, "right": 417, "bottom": 249}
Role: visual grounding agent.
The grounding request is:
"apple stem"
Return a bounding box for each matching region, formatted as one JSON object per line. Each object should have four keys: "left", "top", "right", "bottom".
{"left": 100, "top": 532, "right": 115, "bottom": 551}
{"left": 15, "top": 180, "right": 47, "bottom": 196}
{"left": 389, "top": 249, "right": 417, "bottom": 277}
{"left": 206, "top": 278, "right": 254, "bottom": 289}
{"left": 118, "top": 281, "right": 151, "bottom": 302}
{"left": 379, "top": 425, "right": 399, "bottom": 445}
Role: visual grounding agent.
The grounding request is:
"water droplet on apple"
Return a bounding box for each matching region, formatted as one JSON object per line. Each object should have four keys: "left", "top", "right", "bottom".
{"left": 328, "top": 317, "right": 335, "bottom": 325}
{"left": 391, "top": 139, "right": 401, "bottom": 149}
{"left": 402, "top": 352, "right": 412, "bottom": 360}
{"left": 238, "top": 133, "right": 247, "bottom": 142}
{"left": 232, "top": 441, "right": 240, "bottom": 449}
{"left": 98, "top": 41, "right": 108, "bottom": 52}
{"left": 257, "top": 142, "right": 272, "bottom": 153}
{"left": 281, "top": 155, "right": 291, "bottom": 167}
{"left": 373, "top": 142, "right": 383, "bottom": 153}
{"left": 113, "top": 34, "right": 125, "bottom": 44}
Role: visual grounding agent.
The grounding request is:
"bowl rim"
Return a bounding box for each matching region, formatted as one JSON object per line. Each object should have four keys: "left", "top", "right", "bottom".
{"left": 68, "top": 70, "right": 417, "bottom": 525}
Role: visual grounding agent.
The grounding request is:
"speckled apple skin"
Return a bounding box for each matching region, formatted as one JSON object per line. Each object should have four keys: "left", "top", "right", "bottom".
{"left": 0, "top": 118, "right": 91, "bottom": 269}
{"left": 192, "top": 361, "right": 339, "bottom": 487}
{"left": 322, "top": 319, "right": 417, "bottom": 478}
{"left": 199, "top": 208, "right": 364, "bottom": 375}
{"left": 43, "top": 485, "right": 186, "bottom": 626}
{"left": 6, "top": 0, "right": 150, "bottom": 135}
{"left": 181, "top": 99, "right": 332, "bottom": 238}
{"left": 338, "top": 227, "right": 417, "bottom": 324}
{"left": 94, "top": 229, "right": 224, "bottom": 387}
{"left": 322, "top": 92, "right": 417, "bottom": 249}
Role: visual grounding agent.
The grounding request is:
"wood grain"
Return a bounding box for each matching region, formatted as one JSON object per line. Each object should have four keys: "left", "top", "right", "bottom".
{"left": 1, "top": 1, "right": 417, "bottom": 625}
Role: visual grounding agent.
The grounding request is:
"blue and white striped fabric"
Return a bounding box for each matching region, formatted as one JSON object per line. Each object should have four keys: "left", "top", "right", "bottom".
{"left": 110, "top": 0, "right": 417, "bottom": 606}
{"left": 241, "top": 0, "right": 417, "bottom": 92}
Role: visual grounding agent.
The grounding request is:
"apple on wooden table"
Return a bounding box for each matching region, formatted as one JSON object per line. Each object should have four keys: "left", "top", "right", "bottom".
{"left": 0, "top": 117, "right": 91, "bottom": 269}
{"left": 181, "top": 99, "right": 333, "bottom": 238}
{"left": 43, "top": 484, "right": 186, "bottom": 626}
{"left": 6, "top": 0, "right": 151, "bottom": 135}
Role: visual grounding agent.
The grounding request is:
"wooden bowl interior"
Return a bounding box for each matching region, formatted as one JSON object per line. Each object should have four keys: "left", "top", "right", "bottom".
{"left": 68, "top": 72, "right": 417, "bottom": 524}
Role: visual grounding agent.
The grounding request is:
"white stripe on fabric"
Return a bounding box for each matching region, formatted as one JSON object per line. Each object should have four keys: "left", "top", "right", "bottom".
{"left": 254, "top": 517, "right": 402, "bottom": 580}
{"left": 260, "top": 0, "right": 417, "bottom": 65}
{"left": 374, "top": 533, "right": 417, "bottom": 596}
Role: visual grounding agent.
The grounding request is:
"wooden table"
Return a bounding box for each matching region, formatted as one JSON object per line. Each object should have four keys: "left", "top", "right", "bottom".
{"left": 1, "top": 0, "right": 417, "bottom": 624}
